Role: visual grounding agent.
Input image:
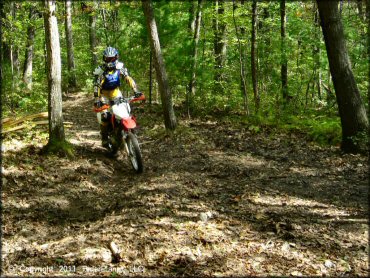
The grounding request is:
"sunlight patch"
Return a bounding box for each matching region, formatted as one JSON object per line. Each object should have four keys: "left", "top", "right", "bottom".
{"left": 39, "top": 196, "right": 71, "bottom": 209}
{"left": 6, "top": 199, "right": 32, "bottom": 209}
{"left": 208, "top": 150, "right": 267, "bottom": 167}
{"left": 249, "top": 194, "right": 328, "bottom": 207}
{"left": 289, "top": 166, "right": 319, "bottom": 176}
{"left": 248, "top": 193, "right": 353, "bottom": 218}
{"left": 79, "top": 180, "right": 100, "bottom": 191}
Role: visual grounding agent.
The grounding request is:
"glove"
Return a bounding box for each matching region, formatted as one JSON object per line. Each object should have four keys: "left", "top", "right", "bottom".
{"left": 134, "top": 91, "right": 143, "bottom": 98}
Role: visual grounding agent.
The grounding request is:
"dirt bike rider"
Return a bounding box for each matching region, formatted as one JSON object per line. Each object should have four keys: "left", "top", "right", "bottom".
{"left": 93, "top": 46, "right": 144, "bottom": 148}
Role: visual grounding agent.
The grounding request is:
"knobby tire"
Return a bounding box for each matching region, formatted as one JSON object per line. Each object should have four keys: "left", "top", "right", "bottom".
{"left": 126, "top": 131, "right": 143, "bottom": 173}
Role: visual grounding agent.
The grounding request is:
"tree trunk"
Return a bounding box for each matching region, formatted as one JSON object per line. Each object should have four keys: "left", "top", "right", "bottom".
{"left": 251, "top": 0, "right": 259, "bottom": 112}
{"left": 259, "top": 6, "right": 271, "bottom": 96}
{"left": 89, "top": 0, "right": 98, "bottom": 68}
{"left": 13, "top": 49, "right": 20, "bottom": 77}
{"left": 188, "top": 1, "right": 196, "bottom": 33}
{"left": 262, "top": 7, "right": 270, "bottom": 45}
{"left": 10, "top": 46, "right": 15, "bottom": 92}
{"left": 199, "top": 18, "right": 207, "bottom": 95}
{"left": 101, "top": 9, "right": 110, "bottom": 44}
{"left": 317, "top": 0, "right": 369, "bottom": 153}
{"left": 149, "top": 49, "right": 153, "bottom": 105}
{"left": 232, "top": 0, "right": 249, "bottom": 114}
{"left": 240, "top": 1, "right": 248, "bottom": 107}
{"left": 65, "top": 0, "right": 77, "bottom": 89}
{"left": 142, "top": 0, "right": 177, "bottom": 130}
{"left": 366, "top": 0, "right": 370, "bottom": 116}
{"left": 23, "top": 7, "right": 36, "bottom": 90}
{"left": 213, "top": 0, "right": 227, "bottom": 93}
{"left": 313, "top": 4, "right": 322, "bottom": 100}
{"left": 357, "top": 0, "right": 365, "bottom": 20}
{"left": 0, "top": 0, "right": 3, "bottom": 87}
{"left": 44, "top": 0, "right": 65, "bottom": 143}
{"left": 43, "top": 38, "right": 48, "bottom": 74}
{"left": 9, "top": 2, "right": 15, "bottom": 91}
{"left": 11, "top": 3, "right": 20, "bottom": 77}
{"left": 280, "top": 0, "right": 288, "bottom": 102}
{"left": 111, "top": 1, "right": 119, "bottom": 44}
{"left": 188, "top": 0, "right": 203, "bottom": 115}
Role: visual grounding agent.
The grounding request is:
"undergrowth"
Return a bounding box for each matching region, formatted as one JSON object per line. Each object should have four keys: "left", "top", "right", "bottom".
{"left": 142, "top": 102, "right": 343, "bottom": 147}
{"left": 2, "top": 92, "right": 346, "bottom": 150}
{"left": 193, "top": 105, "right": 342, "bottom": 147}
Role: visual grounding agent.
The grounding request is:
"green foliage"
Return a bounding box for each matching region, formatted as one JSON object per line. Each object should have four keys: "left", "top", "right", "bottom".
{"left": 280, "top": 115, "right": 341, "bottom": 146}
{"left": 221, "top": 108, "right": 342, "bottom": 146}
{"left": 2, "top": 64, "right": 48, "bottom": 117}
{"left": 1, "top": 1, "right": 367, "bottom": 150}
{"left": 348, "top": 131, "right": 369, "bottom": 153}
{"left": 306, "top": 119, "right": 341, "bottom": 145}
{"left": 55, "top": 258, "right": 64, "bottom": 265}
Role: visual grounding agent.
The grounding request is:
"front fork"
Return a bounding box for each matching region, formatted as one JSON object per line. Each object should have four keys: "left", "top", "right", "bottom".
{"left": 122, "top": 130, "right": 129, "bottom": 154}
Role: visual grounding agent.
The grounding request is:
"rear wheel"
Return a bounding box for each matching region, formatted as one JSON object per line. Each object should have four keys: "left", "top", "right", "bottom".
{"left": 125, "top": 131, "right": 143, "bottom": 173}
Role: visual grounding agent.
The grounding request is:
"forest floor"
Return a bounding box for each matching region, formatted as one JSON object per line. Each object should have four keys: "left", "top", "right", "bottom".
{"left": 2, "top": 92, "right": 369, "bottom": 277}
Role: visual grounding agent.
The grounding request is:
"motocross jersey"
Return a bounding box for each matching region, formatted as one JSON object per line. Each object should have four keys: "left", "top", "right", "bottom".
{"left": 102, "top": 69, "right": 121, "bottom": 90}
{"left": 93, "top": 61, "right": 137, "bottom": 100}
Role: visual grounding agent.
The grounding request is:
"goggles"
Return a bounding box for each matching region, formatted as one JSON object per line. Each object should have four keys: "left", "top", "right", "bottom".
{"left": 104, "top": 56, "right": 117, "bottom": 63}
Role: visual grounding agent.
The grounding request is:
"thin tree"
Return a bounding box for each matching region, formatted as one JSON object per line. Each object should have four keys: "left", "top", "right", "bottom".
{"left": 0, "top": 0, "right": 3, "bottom": 165}
{"left": 11, "top": 2, "right": 20, "bottom": 77}
{"left": 101, "top": 8, "right": 110, "bottom": 44}
{"left": 9, "top": 2, "right": 18, "bottom": 91}
{"left": 44, "top": 0, "right": 66, "bottom": 146}
{"left": 89, "top": 0, "right": 98, "bottom": 68}
{"left": 111, "top": 1, "right": 119, "bottom": 44}
{"left": 313, "top": 4, "right": 322, "bottom": 100}
{"left": 357, "top": 0, "right": 365, "bottom": 21}
{"left": 251, "top": 0, "right": 259, "bottom": 112}
{"left": 142, "top": 0, "right": 177, "bottom": 130}
{"left": 213, "top": 0, "right": 227, "bottom": 93}
{"left": 65, "top": 0, "right": 77, "bottom": 89}
{"left": 187, "top": 0, "right": 203, "bottom": 117}
{"left": 0, "top": 0, "right": 4, "bottom": 89}
{"left": 366, "top": 0, "right": 370, "bottom": 116}
{"left": 23, "top": 6, "right": 36, "bottom": 90}
{"left": 317, "top": 0, "right": 369, "bottom": 153}
{"left": 188, "top": 1, "right": 196, "bottom": 33}
{"left": 232, "top": 0, "right": 249, "bottom": 114}
{"left": 100, "top": 2, "right": 118, "bottom": 46}
{"left": 280, "top": 0, "right": 288, "bottom": 102}
{"left": 149, "top": 49, "right": 153, "bottom": 105}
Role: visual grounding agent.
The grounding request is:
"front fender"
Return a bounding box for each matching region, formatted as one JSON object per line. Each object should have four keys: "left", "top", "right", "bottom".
{"left": 121, "top": 117, "right": 136, "bottom": 130}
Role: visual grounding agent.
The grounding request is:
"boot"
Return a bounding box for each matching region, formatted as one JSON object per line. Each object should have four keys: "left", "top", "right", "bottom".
{"left": 100, "top": 124, "right": 110, "bottom": 148}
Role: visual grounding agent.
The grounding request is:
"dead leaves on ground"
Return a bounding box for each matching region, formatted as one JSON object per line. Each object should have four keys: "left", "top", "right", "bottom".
{"left": 1, "top": 98, "right": 368, "bottom": 276}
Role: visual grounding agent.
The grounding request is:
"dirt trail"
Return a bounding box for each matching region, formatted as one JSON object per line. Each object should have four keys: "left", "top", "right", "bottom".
{"left": 2, "top": 92, "right": 368, "bottom": 276}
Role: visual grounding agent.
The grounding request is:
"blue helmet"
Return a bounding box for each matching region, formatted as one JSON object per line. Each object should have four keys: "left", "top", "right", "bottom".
{"left": 103, "top": 46, "right": 119, "bottom": 69}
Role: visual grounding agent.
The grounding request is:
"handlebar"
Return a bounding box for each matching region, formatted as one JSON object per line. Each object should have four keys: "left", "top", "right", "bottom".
{"left": 130, "top": 94, "right": 146, "bottom": 103}
{"left": 120, "top": 94, "right": 146, "bottom": 103}
{"left": 93, "top": 95, "right": 146, "bottom": 113}
{"left": 93, "top": 104, "right": 110, "bottom": 113}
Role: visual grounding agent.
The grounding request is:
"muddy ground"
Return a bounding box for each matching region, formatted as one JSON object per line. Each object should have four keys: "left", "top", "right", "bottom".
{"left": 1, "top": 92, "right": 368, "bottom": 276}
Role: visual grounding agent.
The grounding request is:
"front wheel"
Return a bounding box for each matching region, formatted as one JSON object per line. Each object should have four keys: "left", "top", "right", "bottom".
{"left": 125, "top": 131, "right": 143, "bottom": 173}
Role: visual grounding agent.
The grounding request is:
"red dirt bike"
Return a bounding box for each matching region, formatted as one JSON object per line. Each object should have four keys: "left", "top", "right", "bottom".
{"left": 94, "top": 95, "right": 145, "bottom": 173}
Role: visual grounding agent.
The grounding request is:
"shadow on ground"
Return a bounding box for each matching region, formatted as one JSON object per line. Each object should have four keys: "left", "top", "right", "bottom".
{"left": 2, "top": 95, "right": 368, "bottom": 276}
